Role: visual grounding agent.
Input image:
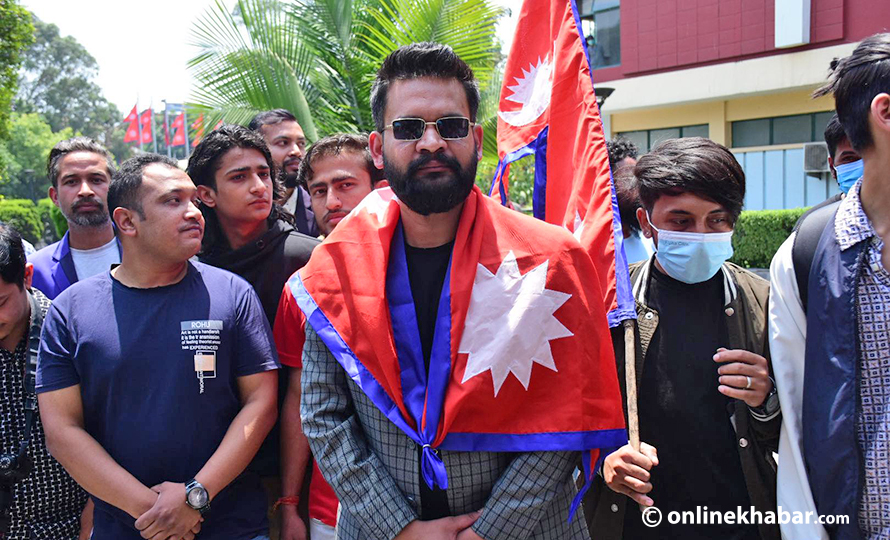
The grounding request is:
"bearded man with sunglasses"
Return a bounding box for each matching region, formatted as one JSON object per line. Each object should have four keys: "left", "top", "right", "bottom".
{"left": 275, "top": 42, "right": 625, "bottom": 540}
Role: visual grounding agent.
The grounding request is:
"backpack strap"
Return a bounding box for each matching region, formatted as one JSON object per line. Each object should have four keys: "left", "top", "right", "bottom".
{"left": 792, "top": 200, "right": 842, "bottom": 313}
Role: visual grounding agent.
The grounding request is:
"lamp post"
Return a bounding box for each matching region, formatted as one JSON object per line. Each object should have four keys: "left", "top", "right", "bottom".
{"left": 596, "top": 87, "right": 615, "bottom": 109}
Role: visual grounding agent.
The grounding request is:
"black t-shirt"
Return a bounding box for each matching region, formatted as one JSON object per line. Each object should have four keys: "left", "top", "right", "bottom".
{"left": 405, "top": 239, "right": 454, "bottom": 520}
{"left": 622, "top": 266, "right": 759, "bottom": 540}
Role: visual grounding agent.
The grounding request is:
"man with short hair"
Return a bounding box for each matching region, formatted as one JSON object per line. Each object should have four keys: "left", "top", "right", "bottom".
{"left": 299, "top": 133, "right": 387, "bottom": 237}
{"left": 29, "top": 137, "right": 120, "bottom": 299}
{"left": 249, "top": 110, "right": 318, "bottom": 237}
{"left": 769, "top": 33, "right": 890, "bottom": 540}
{"left": 606, "top": 138, "right": 652, "bottom": 264}
{"left": 825, "top": 113, "right": 863, "bottom": 192}
{"left": 606, "top": 137, "right": 638, "bottom": 174}
{"left": 0, "top": 223, "right": 90, "bottom": 539}
{"left": 587, "top": 137, "right": 780, "bottom": 540}
{"left": 280, "top": 42, "right": 625, "bottom": 540}
{"left": 275, "top": 133, "right": 386, "bottom": 540}
{"left": 188, "top": 124, "right": 319, "bottom": 540}
{"left": 37, "top": 153, "right": 279, "bottom": 540}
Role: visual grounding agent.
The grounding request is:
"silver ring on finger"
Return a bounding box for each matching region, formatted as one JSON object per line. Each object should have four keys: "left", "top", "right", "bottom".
{"left": 745, "top": 375, "right": 752, "bottom": 389}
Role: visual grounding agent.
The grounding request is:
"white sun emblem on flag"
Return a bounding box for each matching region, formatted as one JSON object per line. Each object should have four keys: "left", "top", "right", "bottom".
{"left": 570, "top": 210, "right": 585, "bottom": 242}
{"left": 459, "top": 251, "right": 573, "bottom": 397}
{"left": 498, "top": 55, "right": 554, "bottom": 127}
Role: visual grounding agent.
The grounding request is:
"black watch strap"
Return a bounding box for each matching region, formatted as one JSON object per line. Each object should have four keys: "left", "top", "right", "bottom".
{"left": 750, "top": 378, "right": 780, "bottom": 419}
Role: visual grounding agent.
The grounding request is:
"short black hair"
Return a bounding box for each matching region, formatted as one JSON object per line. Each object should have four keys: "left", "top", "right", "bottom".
{"left": 109, "top": 153, "right": 180, "bottom": 220}
{"left": 606, "top": 137, "right": 639, "bottom": 170}
{"left": 248, "top": 109, "right": 298, "bottom": 131}
{"left": 635, "top": 137, "right": 746, "bottom": 223}
{"left": 815, "top": 33, "right": 890, "bottom": 152}
{"left": 370, "top": 42, "right": 480, "bottom": 133}
{"left": 47, "top": 136, "right": 116, "bottom": 188}
{"left": 0, "top": 224, "right": 27, "bottom": 289}
{"left": 613, "top": 168, "right": 643, "bottom": 234}
{"left": 186, "top": 124, "right": 293, "bottom": 253}
{"left": 297, "top": 133, "right": 384, "bottom": 189}
{"left": 823, "top": 113, "right": 848, "bottom": 160}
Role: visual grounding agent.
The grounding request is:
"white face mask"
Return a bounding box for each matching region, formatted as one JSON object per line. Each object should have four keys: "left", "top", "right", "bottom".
{"left": 647, "top": 214, "right": 734, "bottom": 284}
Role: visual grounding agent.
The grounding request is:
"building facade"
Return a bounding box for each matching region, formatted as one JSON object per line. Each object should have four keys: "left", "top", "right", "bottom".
{"left": 582, "top": 0, "right": 889, "bottom": 210}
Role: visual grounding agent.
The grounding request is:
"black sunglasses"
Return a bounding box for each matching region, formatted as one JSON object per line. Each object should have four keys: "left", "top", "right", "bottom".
{"left": 384, "top": 116, "right": 474, "bottom": 141}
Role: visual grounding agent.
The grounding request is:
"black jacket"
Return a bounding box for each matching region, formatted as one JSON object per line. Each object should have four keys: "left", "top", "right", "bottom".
{"left": 584, "top": 260, "right": 781, "bottom": 540}
{"left": 199, "top": 220, "right": 319, "bottom": 324}
{"left": 199, "top": 219, "right": 319, "bottom": 476}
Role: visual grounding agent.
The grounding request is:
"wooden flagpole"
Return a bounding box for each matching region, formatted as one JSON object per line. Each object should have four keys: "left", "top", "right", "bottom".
{"left": 623, "top": 318, "right": 640, "bottom": 450}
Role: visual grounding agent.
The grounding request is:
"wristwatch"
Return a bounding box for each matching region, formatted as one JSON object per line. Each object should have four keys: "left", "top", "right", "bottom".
{"left": 185, "top": 478, "right": 210, "bottom": 515}
{"left": 750, "top": 377, "right": 780, "bottom": 419}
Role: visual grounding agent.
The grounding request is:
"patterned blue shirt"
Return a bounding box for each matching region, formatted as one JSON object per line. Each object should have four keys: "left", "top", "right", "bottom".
{"left": 835, "top": 179, "right": 890, "bottom": 539}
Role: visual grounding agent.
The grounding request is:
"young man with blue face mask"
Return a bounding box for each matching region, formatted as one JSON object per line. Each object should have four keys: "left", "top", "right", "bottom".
{"left": 827, "top": 114, "right": 864, "bottom": 195}
{"left": 584, "top": 137, "right": 781, "bottom": 540}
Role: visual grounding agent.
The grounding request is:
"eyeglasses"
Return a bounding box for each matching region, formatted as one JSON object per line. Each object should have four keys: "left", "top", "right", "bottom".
{"left": 384, "top": 116, "right": 474, "bottom": 141}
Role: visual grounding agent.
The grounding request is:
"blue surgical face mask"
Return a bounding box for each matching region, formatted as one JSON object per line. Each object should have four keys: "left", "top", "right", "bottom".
{"left": 835, "top": 159, "right": 863, "bottom": 195}
{"left": 647, "top": 214, "right": 734, "bottom": 284}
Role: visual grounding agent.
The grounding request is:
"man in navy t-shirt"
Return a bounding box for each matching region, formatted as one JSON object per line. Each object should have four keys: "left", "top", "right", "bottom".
{"left": 35, "top": 153, "right": 279, "bottom": 540}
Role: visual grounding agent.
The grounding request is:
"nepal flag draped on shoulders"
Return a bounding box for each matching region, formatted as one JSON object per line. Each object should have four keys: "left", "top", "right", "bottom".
{"left": 491, "top": 0, "right": 635, "bottom": 326}
{"left": 288, "top": 185, "right": 626, "bottom": 517}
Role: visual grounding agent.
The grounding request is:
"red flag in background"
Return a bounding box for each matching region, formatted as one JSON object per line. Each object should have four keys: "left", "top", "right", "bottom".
{"left": 191, "top": 114, "right": 205, "bottom": 147}
{"left": 171, "top": 113, "right": 186, "bottom": 146}
{"left": 123, "top": 105, "right": 138, "bottom": 124}
{"left": 491, "top": 0, "right": 634, "bottom": 327}
{"left": 140, "top": 109, "right": 153, "bottom": 144}
{"left": 123, "top": 105, "right": 139, "bottom": 143}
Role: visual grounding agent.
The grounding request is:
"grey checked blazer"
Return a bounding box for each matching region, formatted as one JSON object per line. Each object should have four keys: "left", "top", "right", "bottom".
{"left": 301, "top": 325, "right": 590, "bottom": 540}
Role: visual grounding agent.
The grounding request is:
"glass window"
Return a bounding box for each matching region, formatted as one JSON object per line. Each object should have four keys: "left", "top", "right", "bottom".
{"left": 772, "top": 114, "right": 812, "bottom": 145}
{"left": 649, "top": 128, "right": 681, "bottom": 149}
{"left": 731, "top": 112, "right": 834, "bottom": 148}
{"left": 813, "top": 111, "right": 834, "bottom": 142}
{"left": 732, "top": 119, "right": 771, "bottom": 148}
{"left": 681, "top": 124, "right": 709, "bottom": 138}
{"left": 581, "top": 0, "right": 621, "bottom": 69}
{"left": 591, "top": 8, "right": 621, "bottom": 69}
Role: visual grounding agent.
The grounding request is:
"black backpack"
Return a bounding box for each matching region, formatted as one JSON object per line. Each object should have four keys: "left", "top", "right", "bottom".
{"left": 791, "top": 194, "right": 843, "bottom": 313}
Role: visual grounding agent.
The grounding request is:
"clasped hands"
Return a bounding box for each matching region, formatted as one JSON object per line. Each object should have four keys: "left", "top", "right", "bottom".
{"left": 134, "top": 482, "right": 203, "bottom": 540}
{"left": 395, "top": 510, "right": 485, "bottom": 540}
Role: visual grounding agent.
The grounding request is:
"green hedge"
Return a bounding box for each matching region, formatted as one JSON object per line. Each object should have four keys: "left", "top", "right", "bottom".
{"left": 36, "top": 198, "right": 65, "bottom": 243}
{"left": 0, "top": 199, "right": 43, "bottom": 244}
{"left": 730, "top": 207, "right": 808, "bottom": 269}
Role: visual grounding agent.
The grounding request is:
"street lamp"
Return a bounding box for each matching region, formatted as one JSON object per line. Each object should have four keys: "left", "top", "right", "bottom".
{"left": 596, "top": 87, "right": 614, "bottom": 108}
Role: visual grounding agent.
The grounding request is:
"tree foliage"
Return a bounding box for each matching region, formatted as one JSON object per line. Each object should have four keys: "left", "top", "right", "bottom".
{"left": 187, "top": 0, "right": 505, "bottom": 145}
{"left": 0, "top": 0, "right": 34, "bottom": 140}
{"left": 0, "top": 112, "right": 74, "bottom": 199}
{"left": 14, "top": 17, "right": 125, "bottom": 155}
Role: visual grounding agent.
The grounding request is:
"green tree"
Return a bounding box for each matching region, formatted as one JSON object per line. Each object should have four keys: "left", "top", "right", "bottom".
{"left": 187, "top": 0, "right": 504, "bottom": 143}
{"left": 0, "top": 112, "right": 74, "bottom": 200}
{"left": 15, "top": 18, "right": 122, "bottom": 147}
{"left": 0, "top": 0, "right": 34, "bottom": 141}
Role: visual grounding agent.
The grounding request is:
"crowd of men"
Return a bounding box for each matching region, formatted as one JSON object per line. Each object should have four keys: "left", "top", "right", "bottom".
{"left": 0, "top": 33, "right": 887, "bottom": 540}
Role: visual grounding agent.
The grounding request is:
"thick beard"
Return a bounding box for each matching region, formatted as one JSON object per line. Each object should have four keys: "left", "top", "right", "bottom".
{"left": 384, "top": 149, "right": 477, "bottom": 216}
{"left": 283, "top": 171, "right": 299, "bottom": 189}
{"left": 63, "top": 203, "right": 110, "bottom": 228}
